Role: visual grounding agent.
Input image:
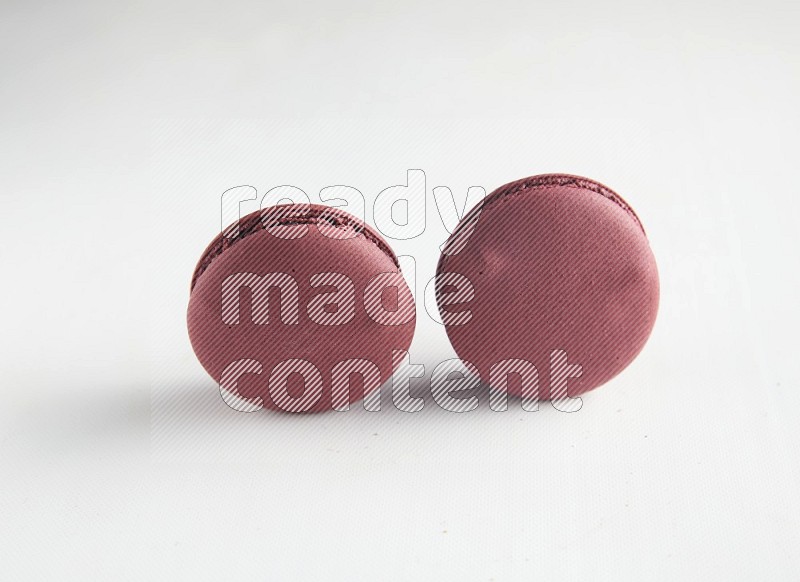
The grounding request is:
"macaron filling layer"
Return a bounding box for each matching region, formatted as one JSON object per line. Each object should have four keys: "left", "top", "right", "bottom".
{"left": 191, "top": 205, "right": 398, "bottom": 291}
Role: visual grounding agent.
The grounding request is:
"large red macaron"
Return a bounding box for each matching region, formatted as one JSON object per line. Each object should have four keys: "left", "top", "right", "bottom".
{"left": 188, "top": 204, "right": 415, "bottom": 413}
{"left": 436, "top": 174, "right": 658, "bottom": 402}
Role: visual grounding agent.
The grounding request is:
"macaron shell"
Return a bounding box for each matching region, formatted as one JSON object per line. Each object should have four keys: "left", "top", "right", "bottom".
{"left": 437, "top": 177, "right": 659, "bottom": 399}
{"left": 188, "top": 207, "right": 415, "bottom": 412}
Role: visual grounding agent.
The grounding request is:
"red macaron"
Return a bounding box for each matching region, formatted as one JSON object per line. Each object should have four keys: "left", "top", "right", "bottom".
{"left": 436, "top": 174, "right": 659, "bottom": 403}
{"left": 188, "top": 204, "right": 415, "bottom": 413}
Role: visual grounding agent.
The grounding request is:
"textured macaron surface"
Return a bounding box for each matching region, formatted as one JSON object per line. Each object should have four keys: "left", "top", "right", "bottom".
{"left": 437, "top": 174, "right": 659, "bottom": 399}
{"left": 188, "top": 205, "right": 415, "bottom": 412}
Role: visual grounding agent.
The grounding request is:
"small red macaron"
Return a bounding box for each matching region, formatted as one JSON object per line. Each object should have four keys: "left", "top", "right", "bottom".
{"left": 436, "top": 174, "right": 659, "bottom": 401}
{"left": 188, "top": 204, "right": 415, "bottom": 413}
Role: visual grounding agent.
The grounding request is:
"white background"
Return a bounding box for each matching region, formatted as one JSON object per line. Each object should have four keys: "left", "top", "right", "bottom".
{"left": 2, "top": 0, "right": 800, "bottom": 580}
